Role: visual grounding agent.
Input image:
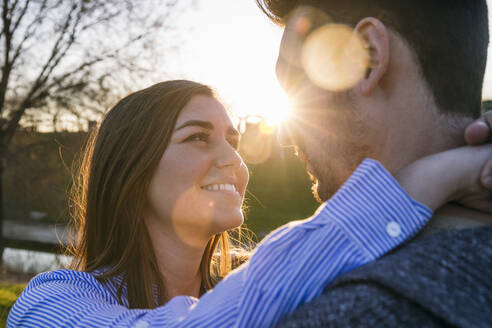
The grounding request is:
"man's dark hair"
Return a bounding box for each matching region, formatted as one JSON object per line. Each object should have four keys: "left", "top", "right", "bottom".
{"left": 257, "top": 0, "right": 489, "bottom": 118}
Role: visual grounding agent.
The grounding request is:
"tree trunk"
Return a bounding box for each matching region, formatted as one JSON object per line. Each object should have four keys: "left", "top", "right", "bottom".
{"left": 0, "top": 155, "right": 4, "bottom": 262}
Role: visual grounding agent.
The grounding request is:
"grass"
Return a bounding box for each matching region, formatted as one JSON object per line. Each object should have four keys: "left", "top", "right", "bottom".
{"left": 0, "top": 283, "right": 27, "bottom": 327}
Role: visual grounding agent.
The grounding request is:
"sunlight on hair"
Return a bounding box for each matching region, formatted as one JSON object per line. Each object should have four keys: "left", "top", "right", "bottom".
{"left": 301, "top": 24, "right": 369, "bottom": 91}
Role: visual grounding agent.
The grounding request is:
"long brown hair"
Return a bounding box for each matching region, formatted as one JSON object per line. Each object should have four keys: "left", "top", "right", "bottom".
{"left": 68, "top": 80, "right": 250, "bottom": 309}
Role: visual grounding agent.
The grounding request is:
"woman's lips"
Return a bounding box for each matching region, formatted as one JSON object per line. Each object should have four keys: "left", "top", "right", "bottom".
{"left": 200, "top": 183, "right": 242, "bottom": 199}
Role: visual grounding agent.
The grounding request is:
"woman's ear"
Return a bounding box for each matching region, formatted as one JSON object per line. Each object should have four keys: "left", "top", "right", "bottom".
{"left": 355, "top": 17, "right": 390, "bottom": 95}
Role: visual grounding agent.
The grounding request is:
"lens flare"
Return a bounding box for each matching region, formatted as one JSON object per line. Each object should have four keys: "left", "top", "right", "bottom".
{"left": 295, "top": 16, "right": 312, "bottom": 36}
{"left": 279, "top": 6, "right": 332, "bottom": 67}
{"left": 239, "top": 120, "right": 273, "bottom": 164}
{"left": 259, "top": 120, "right": 276, "bottom": 135}
{"left": 301, "top": 24, "right": 369, "bottom": 91}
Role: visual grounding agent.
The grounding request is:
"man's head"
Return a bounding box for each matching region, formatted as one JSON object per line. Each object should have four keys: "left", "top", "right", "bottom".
{"left": 258, "top": 0, "right": 489, "bottom": 201}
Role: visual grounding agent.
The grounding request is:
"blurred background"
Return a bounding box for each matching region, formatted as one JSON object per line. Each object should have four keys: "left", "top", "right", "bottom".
{"left": 0, "top": 0, "right": 491, "bottom": 313}
{"left": 0, "top": 0, "right": 321, "bottom": 284}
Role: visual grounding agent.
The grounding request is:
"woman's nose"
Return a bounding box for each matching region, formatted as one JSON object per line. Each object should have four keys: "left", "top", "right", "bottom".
{"left": 215, "top": 141, "right": 242, "bottom": 169}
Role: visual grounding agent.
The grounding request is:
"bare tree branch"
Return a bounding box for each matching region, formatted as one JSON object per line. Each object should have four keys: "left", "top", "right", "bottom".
{"left": 0, "top": 0, "right": 14, "bottom": 115}
{"left": 31, "top": 2, "right": 79, "bottom": 94}
{"left": 0, "top": 0, "right": 192, "bottom": 147}
{"left": 40, "top": 31, "right": 148, "bottom": 95}
{"left": 11, "top": 0, "right": 30, "bottom": 36}
{"left": 11, "top": 0, "right": 48, "bottom": 64}
{"left": 9, "top": 0, "right": 20, "bottom": 15}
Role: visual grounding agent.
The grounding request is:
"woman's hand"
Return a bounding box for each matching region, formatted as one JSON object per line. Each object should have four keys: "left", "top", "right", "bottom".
{"left": 395, "top": 145, "right": 492, "bottom": 212}
{"left": 464, "top": 111, "right": 492, "bottom": 146}
{"left": 465, "top": 111, "right": 492, "bottom": 190}
{"left": 396, "top": 111, "right": 492, "bottom": 212}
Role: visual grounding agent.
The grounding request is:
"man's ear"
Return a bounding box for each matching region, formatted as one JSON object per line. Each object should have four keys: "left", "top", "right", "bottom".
{"left": 355, "top": 17, "right": 390, "bottom": 95}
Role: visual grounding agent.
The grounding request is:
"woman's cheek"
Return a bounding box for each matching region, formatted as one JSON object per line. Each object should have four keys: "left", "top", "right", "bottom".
{"left": 239, "top": 162, "right": 250, "bottom": 196}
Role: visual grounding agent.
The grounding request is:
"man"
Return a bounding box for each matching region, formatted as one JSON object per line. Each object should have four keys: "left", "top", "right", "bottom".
{"left": 256, "top": 0, "right": 492, "bottom": 326}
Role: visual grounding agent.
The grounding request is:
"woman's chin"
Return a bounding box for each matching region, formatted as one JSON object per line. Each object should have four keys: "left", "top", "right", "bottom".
{"left": 210, "top": 212, "right": 244, "bottom": 234}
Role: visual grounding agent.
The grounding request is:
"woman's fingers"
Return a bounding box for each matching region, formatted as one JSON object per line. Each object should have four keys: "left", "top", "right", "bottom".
{"left": 465, "top": 111, "right": 492, "bottom": 188}
{"left": 465, "top": 121, "right": 489, "bottom": 145}
{"left": 481, "top": 158, "right": 492, "bottom": 188}
{"left": 465, "top": 111, "right": 492, "bottom": 145}
{"left": 484, "top": 111, "right": 492, "bottom": 126}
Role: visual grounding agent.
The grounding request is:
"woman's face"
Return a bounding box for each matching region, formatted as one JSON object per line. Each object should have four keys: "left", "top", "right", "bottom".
{"left": 147, "top": 95, "right": 248, "bottom": 245}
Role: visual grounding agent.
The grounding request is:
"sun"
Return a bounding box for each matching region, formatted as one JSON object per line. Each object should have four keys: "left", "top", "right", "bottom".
{"left": 225, "top": 78, "right": 293, "bottom": 130}
{"left": 178, "top": 3, "right": 290, "bottom": 129}
{"left": 180, "top": 7, "right": 291, "bottom": 128}
{"left": 261, "top": 87, "right": 293, "bottom": 127}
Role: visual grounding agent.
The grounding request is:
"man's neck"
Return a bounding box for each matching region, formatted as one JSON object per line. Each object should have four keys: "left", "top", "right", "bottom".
{"left": 422, "top": 203, "right": 492, "bottom": 236}
{"left": 406, "top": 113, "right": 486, "bottom": 235}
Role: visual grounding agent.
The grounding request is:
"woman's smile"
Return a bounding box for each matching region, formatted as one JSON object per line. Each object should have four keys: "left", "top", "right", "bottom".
{"left": 200, "top": 183, "right": 241, "bottom": 199}
{"left": 147, "top": 94, "right": 248, "bottom": 240}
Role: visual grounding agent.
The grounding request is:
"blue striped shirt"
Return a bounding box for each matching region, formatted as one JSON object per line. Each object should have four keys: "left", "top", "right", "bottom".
{"left": 8, "top": 159, "right": 432, "bottom": 328}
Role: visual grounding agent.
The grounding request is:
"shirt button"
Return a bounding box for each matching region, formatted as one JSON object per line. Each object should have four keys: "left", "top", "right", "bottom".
{"left": 386, "top": 221, "right": 401, "bottom": 237}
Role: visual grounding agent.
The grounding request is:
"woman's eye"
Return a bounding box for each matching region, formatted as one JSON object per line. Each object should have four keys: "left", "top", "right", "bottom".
{"left": 185, "top": 132, "right": 209, "bottom": 143}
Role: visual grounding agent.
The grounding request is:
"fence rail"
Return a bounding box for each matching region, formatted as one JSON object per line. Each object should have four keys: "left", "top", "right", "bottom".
{"left": 2, "top": 238, "right": 64, "bottom": 254}
{"left": 2, "top": 220, "right": 69, "bottom": 255}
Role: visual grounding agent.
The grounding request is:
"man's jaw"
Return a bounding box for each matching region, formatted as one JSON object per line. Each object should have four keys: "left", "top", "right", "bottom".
{"left": 296, "top": 147, "right": 316, "bottom": 174}
{"left": 294, "top": 146, "right": 339, "bottom": 202}
{"left": 295, "top": 148, "right": 326, "bottom": 202}
{"left": 310, "top": 177, "right": 323, "bottom": 204}
{"left": 308, "top": 162, "right": 346, "bottom": 203}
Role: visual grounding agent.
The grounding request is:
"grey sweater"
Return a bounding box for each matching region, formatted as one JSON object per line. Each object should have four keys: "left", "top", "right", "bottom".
{"left": 278, "top": 226, "right": 492, "bottom": 327}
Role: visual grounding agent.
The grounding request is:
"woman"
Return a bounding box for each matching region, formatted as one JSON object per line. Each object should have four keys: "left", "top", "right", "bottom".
{"left": 7, "top": 80, "right": 492, "bottom": 328}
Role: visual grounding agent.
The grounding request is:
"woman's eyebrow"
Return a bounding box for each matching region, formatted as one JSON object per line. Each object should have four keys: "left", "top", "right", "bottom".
{"left": 175, "top": 120, "right": 239, "bottom": 136}
{"left": 174, "top": 120, "right": 213, "bottom": 131}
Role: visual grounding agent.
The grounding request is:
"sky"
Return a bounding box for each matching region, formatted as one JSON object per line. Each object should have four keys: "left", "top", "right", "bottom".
{"left": 171, "top": 0, "right": 292, "bottom": 123}
{"left": 167, "top": 0, "right": 492, "bottom": 122}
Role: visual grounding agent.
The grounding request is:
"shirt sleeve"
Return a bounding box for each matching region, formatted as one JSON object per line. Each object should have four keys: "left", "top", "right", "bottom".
{"left": 7, "top": 159, "right": 433, "bottom": 328}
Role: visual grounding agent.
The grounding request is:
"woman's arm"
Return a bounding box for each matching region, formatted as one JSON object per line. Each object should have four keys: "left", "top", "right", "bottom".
{"left": 8, "top": 147, "right": 492, "bottom": 328}
{"left": 397, "top": 145, "right": 492, "bottom": 212}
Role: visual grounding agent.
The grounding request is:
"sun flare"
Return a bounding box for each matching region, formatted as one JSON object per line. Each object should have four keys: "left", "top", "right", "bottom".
{"left": 257, "top": 88, "right": 292, "bottom": 127}
{"left": 181, "top": 4, "right": 292, "bottom": 130}
{"left": 227, "top": 79, "right": 292, "bottom": 129}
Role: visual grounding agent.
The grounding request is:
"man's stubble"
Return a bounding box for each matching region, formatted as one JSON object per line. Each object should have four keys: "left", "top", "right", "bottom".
{"left": 307, "top": 136, "right": 371, "bottom": 203}
{"left": 304, "top": 93, "right": 375, "bottom": 203}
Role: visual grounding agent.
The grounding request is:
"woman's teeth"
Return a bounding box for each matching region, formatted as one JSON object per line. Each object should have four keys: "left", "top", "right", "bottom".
{"left": 202, "top": 184, "right": 237, "bottom": 192}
